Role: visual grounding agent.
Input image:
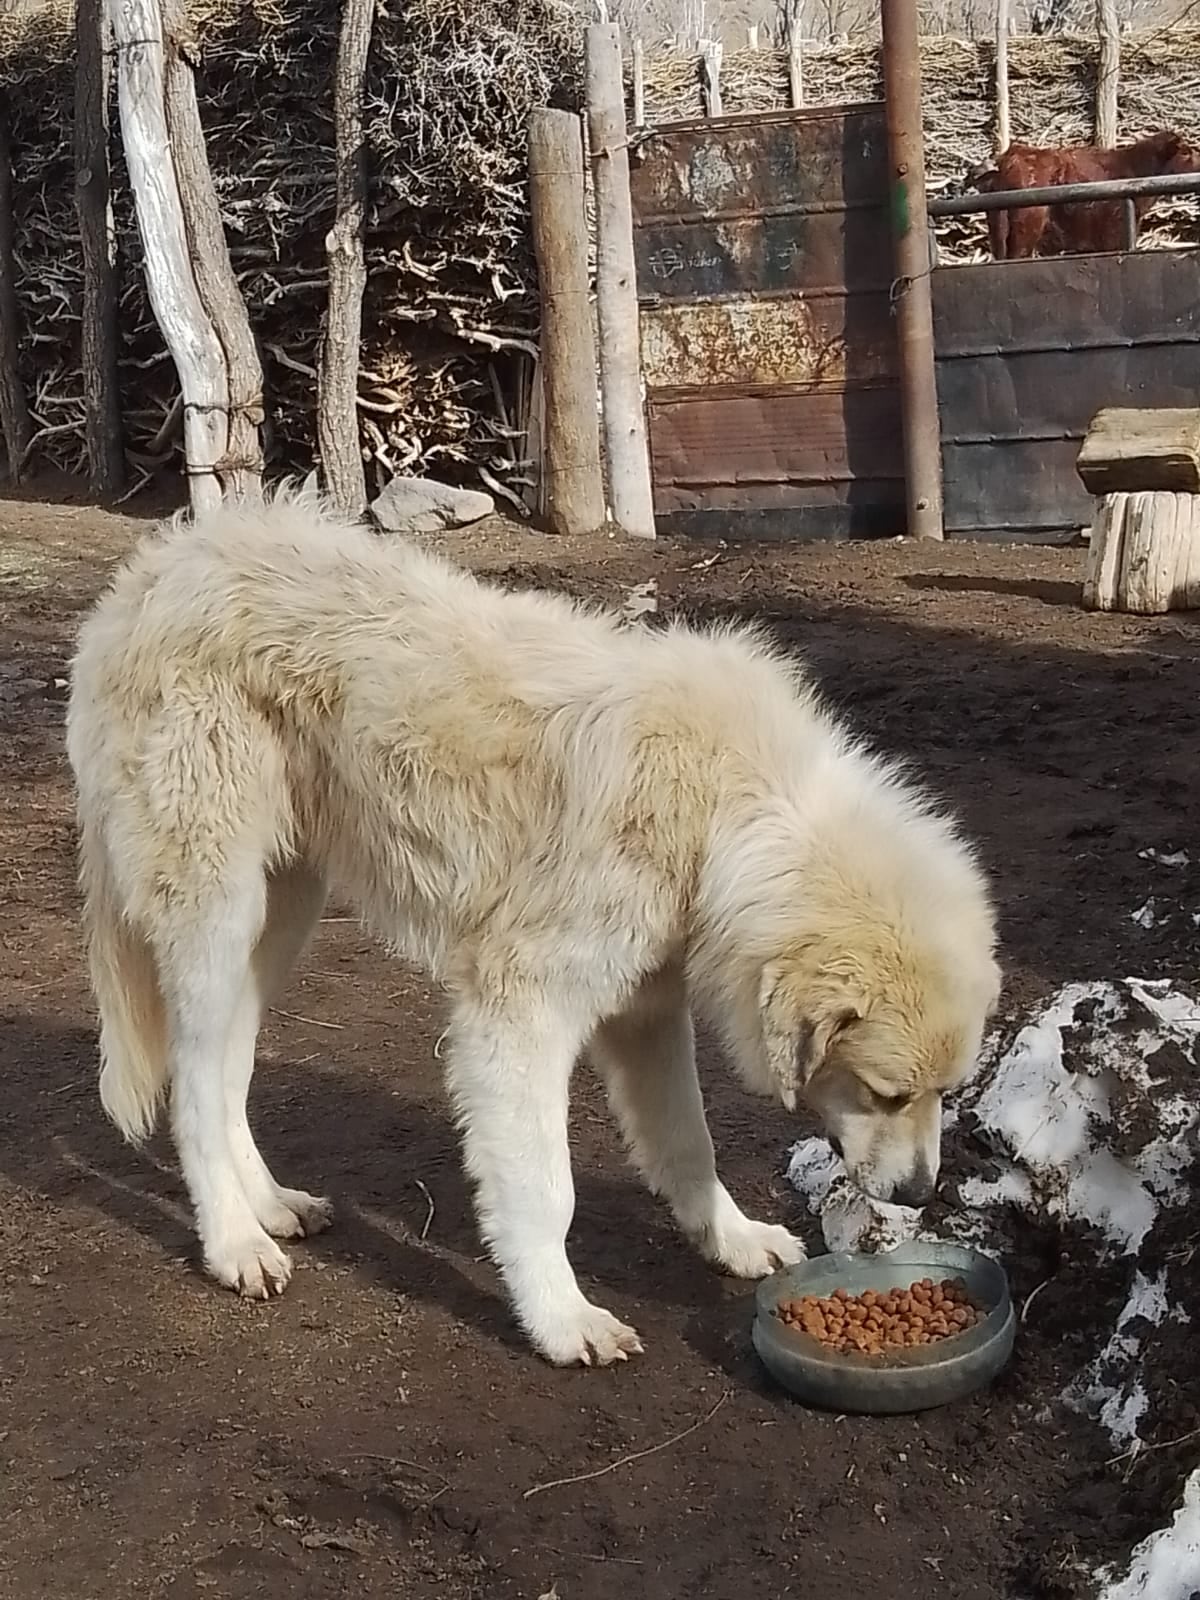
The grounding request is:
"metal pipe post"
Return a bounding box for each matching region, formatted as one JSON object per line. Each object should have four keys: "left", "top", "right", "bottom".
{"left": 881, "top": 0, "right": 943, "bottom": 540}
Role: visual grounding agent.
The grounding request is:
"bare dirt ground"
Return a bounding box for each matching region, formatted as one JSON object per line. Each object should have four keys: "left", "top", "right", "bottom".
{"left": 1, "top": 494, "right": 1198, "bottom": 1600}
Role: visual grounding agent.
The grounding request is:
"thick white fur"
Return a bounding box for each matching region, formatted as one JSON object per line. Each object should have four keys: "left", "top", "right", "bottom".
{"left": 66, "top": 486, "right": 1000, "bottom": 1366}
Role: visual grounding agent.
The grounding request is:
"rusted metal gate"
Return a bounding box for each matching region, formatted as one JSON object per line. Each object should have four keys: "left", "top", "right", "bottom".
{"left": 934, "top": 249, "right": 1200, "bottom": 541}
{"left": 629, "top": 105, "right": 903, "bottom": 540}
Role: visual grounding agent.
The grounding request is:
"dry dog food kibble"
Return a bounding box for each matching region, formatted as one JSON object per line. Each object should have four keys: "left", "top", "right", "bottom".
{"left": 774, "top": 1277, "right": 986, "bottom": 1356}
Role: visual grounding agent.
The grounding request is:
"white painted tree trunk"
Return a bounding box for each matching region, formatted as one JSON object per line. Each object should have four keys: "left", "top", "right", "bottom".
{"left": 585, "top": 23, "right": 656, "bottom": 540}
{"left": 113, "top": 0, "right": 228, "bottom": 514}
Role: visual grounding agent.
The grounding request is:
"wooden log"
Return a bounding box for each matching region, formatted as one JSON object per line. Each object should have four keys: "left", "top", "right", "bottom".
{"left": 1083, "top": 489, "right": 1200, "bottom": 613}
{"left": 0, "top": 93, "right": 32, "bottom": 482}
{"left": 787, "top": 14, "right": 804, "bottom": 109}
{"left": 994, "top": 0, "right": 1011, "bottom": 155}
{"left": 1096, "top": 0, "right": 1120, "bottom": 148}
{"left": 74, "top": 0, "right": 125, "bottom": 495}
{"left": 1077, "top": 407, "right": 1200, "bottom": 495}
{"left": 317, "top": 0, "right": 375, "bottom": 515}
{"left": 162, "top": 0, "right": 264, "bottom": 501}
{"left": 700, "top": 39, "right": 723, "bottom": 118}
{"left": 113, "top": 0, "right": 227, "bottom": 515}
{"left": 527, "top": 109, "right": 605, "bottom": 537}
{"left": 585, "top": 24, "right": 656, "bottom": 540}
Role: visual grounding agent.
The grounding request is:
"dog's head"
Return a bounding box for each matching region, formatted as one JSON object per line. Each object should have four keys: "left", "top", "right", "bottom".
{"left": 754, "top": 931, "right": 1001, "bottom": 1206}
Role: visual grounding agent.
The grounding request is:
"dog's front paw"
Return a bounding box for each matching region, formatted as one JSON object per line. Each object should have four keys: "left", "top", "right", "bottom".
{"left": 700, "top": 1203, "right": 806, "bottom": 1279}
{"left": 530, "top": 1298, "right": 645, "bottom": 1367}
{"left": 205, "top": 1228, "right": 293, "bottom": 1299}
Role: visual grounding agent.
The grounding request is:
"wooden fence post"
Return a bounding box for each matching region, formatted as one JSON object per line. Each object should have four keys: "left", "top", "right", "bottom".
{"left": 113, "top": 0, "right": 227, "bottom": 514}
{"left": 632, "top": 36, "right": 646, "bottom": 127}
{"left": 1096, "top": 0, "right": 1120, "bottom": 147}
{"left": 527, "top": 109, "right": 605, "bottom": 536}
{"left": 0, "top": 93, "right": 32, "bottom": 481}
{"left": 700, "top": 39, "right": 723, "bottom": 117}
{"left": 318, "top": 0, "right": 375, "bottom": 516}
{"left": 163, "top": 0, "right": 264, "bottom": 501}
{"left": 881, "top": 0, "right": 943, "bottom": 539}
{"left": 994, "top": 0, "right": 1011, "bottom": 154}
{"left": 75, "top": 0, "right": 125, "bottom": 495}
{"left": 585, "top": 23, "right": 656, "bottom": 539}
{"left": 787, "top": 10, "right": 804, "bottom": 108}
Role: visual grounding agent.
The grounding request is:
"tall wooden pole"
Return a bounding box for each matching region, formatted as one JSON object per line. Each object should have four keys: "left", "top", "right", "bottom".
{"left": 881, "top": 0, "right": 943, "bottom": 540}
{"left": 113, "top": 0, "right": 227, "bottom": 514}
{"left": 1096, "top": 0, "right": 1120, "bottom": 147}
{"left": 318, "top": 0, "right": 375, "bottom": 515}
{"left": 527, "top": 109, "right": 605, "bottom": 536}
{"left": 75, "top": 0, "right": 125, "bottom": 495}
{"left": 163, "top": 0, "right": 264, "bottom": 501}
{"left": 994, "top": 0, "right": 1011, "bottom": 154}
{"left": 0, "top": 92, "right": 32, "bottom": 482}
{"left": 585, "top": 23, "right": 655, "bottom": 540}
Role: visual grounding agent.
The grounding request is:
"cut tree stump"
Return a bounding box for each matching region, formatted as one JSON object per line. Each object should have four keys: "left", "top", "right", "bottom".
{"left": 1081, "top": 490, "right": 1200, "bottom": 613}
{"left": 1079, "top": 408, "right": 1200, "bottom": 613}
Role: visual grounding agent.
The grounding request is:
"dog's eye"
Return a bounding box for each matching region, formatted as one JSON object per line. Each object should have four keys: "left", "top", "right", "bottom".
{"left": 876, "top": 1090, "right": 913, "bottom": 1110}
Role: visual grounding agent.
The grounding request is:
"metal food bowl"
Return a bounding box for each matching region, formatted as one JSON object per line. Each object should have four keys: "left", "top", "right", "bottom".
{"left": 752, "top": 1240, "right": 1015, "bottom": 1414}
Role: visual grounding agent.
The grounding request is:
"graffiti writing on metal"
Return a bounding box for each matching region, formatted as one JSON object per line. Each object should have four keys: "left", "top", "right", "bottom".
{"left": 648, "top": 244, "right": 724, "bottom": 279}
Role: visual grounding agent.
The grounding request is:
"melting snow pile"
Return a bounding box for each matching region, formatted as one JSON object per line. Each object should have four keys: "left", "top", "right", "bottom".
{"left": 787, "top": 970, "right": 1200, "bottom": 1595}
{"left": 789, "top": 977, "right": 1200, "bottom": 1261}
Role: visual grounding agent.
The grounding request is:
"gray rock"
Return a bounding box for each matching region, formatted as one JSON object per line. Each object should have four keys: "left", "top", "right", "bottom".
{"left": 371, "top": 475, "right": 494, "bottom": 534}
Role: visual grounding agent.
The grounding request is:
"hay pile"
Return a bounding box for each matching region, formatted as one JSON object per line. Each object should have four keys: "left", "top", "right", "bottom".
{"left": 636, "top": 28, "right": 1200, "bottom": 260}
{"left": 1, "top": 0, "right": 579, "bottom": 490}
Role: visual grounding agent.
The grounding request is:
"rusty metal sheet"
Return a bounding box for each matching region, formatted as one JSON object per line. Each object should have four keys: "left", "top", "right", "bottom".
{"left": 640, "top": 293, "right": 896, "bottom": 392}
{"left": 636, "top": 210, "right": 893, "bottom": 302}
{"left": 630, "top": 104, "right": 900, "bottom": 538}
{"left": 934, "top": 249, "right": 1200, "bottom": 537}
{"left": 630, "top": 105, "right": 889, "bottom": 223}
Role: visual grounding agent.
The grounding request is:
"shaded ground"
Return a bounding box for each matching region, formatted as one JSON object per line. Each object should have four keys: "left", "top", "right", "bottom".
{"left": 1, "top": 496, "right": 1198, "bottom": 1600}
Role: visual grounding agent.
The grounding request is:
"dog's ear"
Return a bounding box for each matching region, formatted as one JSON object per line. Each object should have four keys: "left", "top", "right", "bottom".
{"left": 760, "top": 961, "right": 863, "bottom": 1111}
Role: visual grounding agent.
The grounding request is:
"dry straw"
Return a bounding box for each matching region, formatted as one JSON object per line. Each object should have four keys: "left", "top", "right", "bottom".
{"left": 2, "top": 0, "right": 580, "bottom": 488}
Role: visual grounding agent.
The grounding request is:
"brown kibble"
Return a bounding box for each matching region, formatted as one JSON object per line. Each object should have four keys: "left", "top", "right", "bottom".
{"left": 776, "top": 1276, "right": 987, "bottom": 1359}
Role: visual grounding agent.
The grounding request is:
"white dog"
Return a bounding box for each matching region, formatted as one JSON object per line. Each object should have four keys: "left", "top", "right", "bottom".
{"left": 66, "top": 488, "right": 1001, "bottom": 1366}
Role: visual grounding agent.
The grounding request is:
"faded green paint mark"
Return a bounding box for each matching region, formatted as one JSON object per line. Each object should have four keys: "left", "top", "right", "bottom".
{"left": 891, "top": 178, "right": 911, "bottom": 239}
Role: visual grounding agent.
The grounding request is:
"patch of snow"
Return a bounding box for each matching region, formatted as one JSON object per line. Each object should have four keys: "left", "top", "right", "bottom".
{"left": 1095, "top": 1468, "right": 1200, "bottom": 1599}
{"left": 786, "top": 1137, "right": 920, "bottom": 1253}
{"left": 1131, "top": 899, "right": 1162, "bottom": 930}
{"left": 1063, "top": 1270, "right": 1181, "bottom": 1446}
{"left": 1138, "top": 848, "right": 1190, "bottom": 868}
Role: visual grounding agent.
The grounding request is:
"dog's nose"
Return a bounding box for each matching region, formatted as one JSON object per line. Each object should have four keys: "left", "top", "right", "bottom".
{"left": 892, "top": 1169, "right": 936, "bottom": 1209}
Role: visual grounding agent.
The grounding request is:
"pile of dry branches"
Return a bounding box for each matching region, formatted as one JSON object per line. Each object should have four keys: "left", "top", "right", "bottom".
{"left": 1, "top": 0, "right": 580, "bottom": 491}
{"left": 635, "top": 27, "right": 1200, "bottom": 260}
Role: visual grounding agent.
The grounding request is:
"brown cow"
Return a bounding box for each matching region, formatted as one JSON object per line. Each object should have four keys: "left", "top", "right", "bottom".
{"left": 967, "top": 130, "right": 1200, "bottom": 259}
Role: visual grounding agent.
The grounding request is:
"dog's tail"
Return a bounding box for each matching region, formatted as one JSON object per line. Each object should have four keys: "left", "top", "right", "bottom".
{"left": 79, "top": 822, "right": 169, "bottom": 1143}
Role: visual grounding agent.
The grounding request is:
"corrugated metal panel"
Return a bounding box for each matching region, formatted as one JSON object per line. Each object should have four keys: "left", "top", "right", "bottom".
{"left": 630, "top": 104, "right": 903, "bottom": 540}
{"left": 934, "top": 250, "right": 1200, "bottom": 538}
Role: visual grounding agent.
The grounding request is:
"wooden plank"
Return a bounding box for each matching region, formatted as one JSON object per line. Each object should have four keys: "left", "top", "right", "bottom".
{"left": 527, "top": 110, "right": 605, "bottom": 536}
{"left": 1077, "top": 408, "right": 1200, "bottom": 495}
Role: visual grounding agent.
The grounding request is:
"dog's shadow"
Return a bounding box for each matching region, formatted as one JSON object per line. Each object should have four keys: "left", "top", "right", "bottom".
{"left": 2, "top": 1011, "right": 808, "bottom": 1362}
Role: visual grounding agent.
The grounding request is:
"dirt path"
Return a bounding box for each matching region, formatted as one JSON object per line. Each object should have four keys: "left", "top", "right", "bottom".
{"left": 1, "top": 497, "right": 1198, "bottom": 1600}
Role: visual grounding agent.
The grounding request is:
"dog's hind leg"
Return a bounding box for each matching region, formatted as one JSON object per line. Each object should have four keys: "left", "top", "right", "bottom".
{"left": 445, "top": 996, "right": 643, "bottom": 1367}
{"left": 591, "top": 968, "right": 805, "bottom": 1278}
{"left": 223, "top": 860, "right": 334, "bottom": 1241}
{"left": 157, "top": 876, "right": 296, "bottom": 1299}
